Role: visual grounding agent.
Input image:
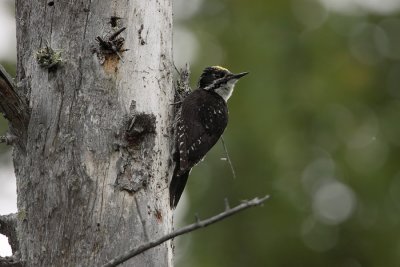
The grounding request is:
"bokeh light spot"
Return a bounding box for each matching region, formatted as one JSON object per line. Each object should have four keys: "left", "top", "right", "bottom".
{"left": 319, "top": 0, "right": 400, "bottom": 15}
{"left": 345, "top": 138, "right": 388, "bottom": 174}
{"left": 378, "top": 18, "right": 400, "bottom": 60}
{"left": 173, "top": 0, "right": 204, "bottom": 21}
{"left": 349, "top": 23, "right": 384, "bottom": 65}
{"left": 312, "top": 181, "right": 356, "bottom": 225}
{"left": 292, "top": 0, "right": 329, "bottom": 30}
{"left": 302, "top": 157, "right": 335, "bottom": 194}
{"left": 301, "top": 217, "right": 339, "bottom": 252}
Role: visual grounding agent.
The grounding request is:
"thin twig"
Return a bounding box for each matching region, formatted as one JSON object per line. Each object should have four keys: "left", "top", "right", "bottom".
{"left": 0, "top": 255, "right": 22, "bottom": 267}
{"left": 224, "top": 198, "right": 230, "bottom": 211}
{"left": 109, "top": 27, "right": 126, "bottom": 41}
{"left": 113, "top": 48, "right": 124, "bottom": 62}
{"left": 0, "top": 134, "right": 17, "bottom": 145}
{"left": 172, "top": 61, "right": 181, "bottom": 76}
{"left": 0, "top": 64, "right": 15, "bottom": 90}
{"left": 102, "top": 195, "right": 270, "bottom": 267}
{"left": 194, "top": 213, "right": 200, "bottom": 223}
{"left": 221, "top": 135, "right": 236, "bottom": 179}
{"left": 169, "top": 101, "right": 182, "bottom": 106}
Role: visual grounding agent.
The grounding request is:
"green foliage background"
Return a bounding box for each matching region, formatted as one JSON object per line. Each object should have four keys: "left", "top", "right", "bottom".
{"left": 2, "top": 0, "right": 400, "bottom": 266}
{"left": 174, "top": 1, "right": 400, "bottom": 267}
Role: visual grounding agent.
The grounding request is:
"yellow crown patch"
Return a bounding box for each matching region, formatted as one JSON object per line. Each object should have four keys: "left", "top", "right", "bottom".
{"left": 212, "top": 66, "right": 229, "bottom": 72}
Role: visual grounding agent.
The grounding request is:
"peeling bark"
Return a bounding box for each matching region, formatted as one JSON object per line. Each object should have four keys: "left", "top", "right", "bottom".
{"left": 13, "top": 0, "right": 174, "bottom": 266}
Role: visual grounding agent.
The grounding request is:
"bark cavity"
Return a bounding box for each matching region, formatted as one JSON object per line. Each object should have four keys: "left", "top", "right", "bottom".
{"left": 115, "top": 101, "right": 157, "bottom": 192}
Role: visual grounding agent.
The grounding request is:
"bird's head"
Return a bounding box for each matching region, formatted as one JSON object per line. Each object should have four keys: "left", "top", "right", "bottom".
{"left": 198, "top": 66, "right": 248, "bottom": 101}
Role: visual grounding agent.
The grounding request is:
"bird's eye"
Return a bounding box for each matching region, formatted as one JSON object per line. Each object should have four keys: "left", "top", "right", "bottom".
{"left": 214, "top": 73, "right": 224, "bottom": 79}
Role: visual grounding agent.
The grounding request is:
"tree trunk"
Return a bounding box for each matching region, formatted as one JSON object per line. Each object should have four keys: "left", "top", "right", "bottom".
{"left": 13, "top": 0, "right": 173, "bottom": 266}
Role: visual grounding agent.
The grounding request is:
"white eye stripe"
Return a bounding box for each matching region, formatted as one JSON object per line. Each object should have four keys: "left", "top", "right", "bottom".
{"left": 204, "top": 77, "right": 226, "bottom": 91}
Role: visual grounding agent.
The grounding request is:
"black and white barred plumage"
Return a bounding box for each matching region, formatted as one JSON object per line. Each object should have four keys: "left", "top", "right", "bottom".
{"left": 170, "top": 66, "right": 248, "bottom": 208}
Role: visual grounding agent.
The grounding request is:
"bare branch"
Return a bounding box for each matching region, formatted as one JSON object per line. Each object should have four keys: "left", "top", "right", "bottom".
{"left": 109, "top": 27, "right": 126, "bottom": 41}
{"left": 0, "top": 213, "right": 18, "bottom": 253}
{"left": 194, "top": 213, "right": 200, "bottom": 224}
{"left": 0, "top": 255, "right": 22, "bottom": 267}
{"left": 0, "top": 65, "right": 15, "bottom": 93}
{"left": 0, "top": 134, "right": 17, "bottom": 145}
{"left": 102, "top": 195, "right": 270, "bottom": 267}
{"left": 0, "top": 64, "right": 29, "bottom": 150}
{"left": 224, "top": 198, "right": 230, "bottom": 211}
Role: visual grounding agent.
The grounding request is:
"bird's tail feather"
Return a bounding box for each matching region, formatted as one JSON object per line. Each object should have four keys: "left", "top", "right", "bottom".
{"left": 169, "top": 167, "right": 190, "bottom": 209}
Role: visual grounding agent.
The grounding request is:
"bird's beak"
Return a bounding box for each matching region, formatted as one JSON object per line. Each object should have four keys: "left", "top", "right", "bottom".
{"left": 232, "top": 72, "right": 249, "bottom": 79}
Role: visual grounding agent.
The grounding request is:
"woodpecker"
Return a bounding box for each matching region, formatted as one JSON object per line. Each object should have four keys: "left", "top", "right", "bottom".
{"left": 169, "top": 66, "right": 248, "bottom": 208}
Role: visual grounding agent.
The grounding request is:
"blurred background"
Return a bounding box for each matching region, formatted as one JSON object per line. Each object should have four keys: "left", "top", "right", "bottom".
{"left": 1, "top": 0, "right": 400, "bottom": 266}
{"left": 0, "top": 0, "right": 18, "bottom": 258}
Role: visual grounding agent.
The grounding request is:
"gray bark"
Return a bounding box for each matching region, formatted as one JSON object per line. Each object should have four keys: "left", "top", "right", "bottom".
{"left": 12, "top": 0, "right": 174, "bottom": 266}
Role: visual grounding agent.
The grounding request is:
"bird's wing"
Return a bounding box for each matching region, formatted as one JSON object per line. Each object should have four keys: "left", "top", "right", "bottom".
{"left": 177, "top": 90, "right": 228, "bottom": 173}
